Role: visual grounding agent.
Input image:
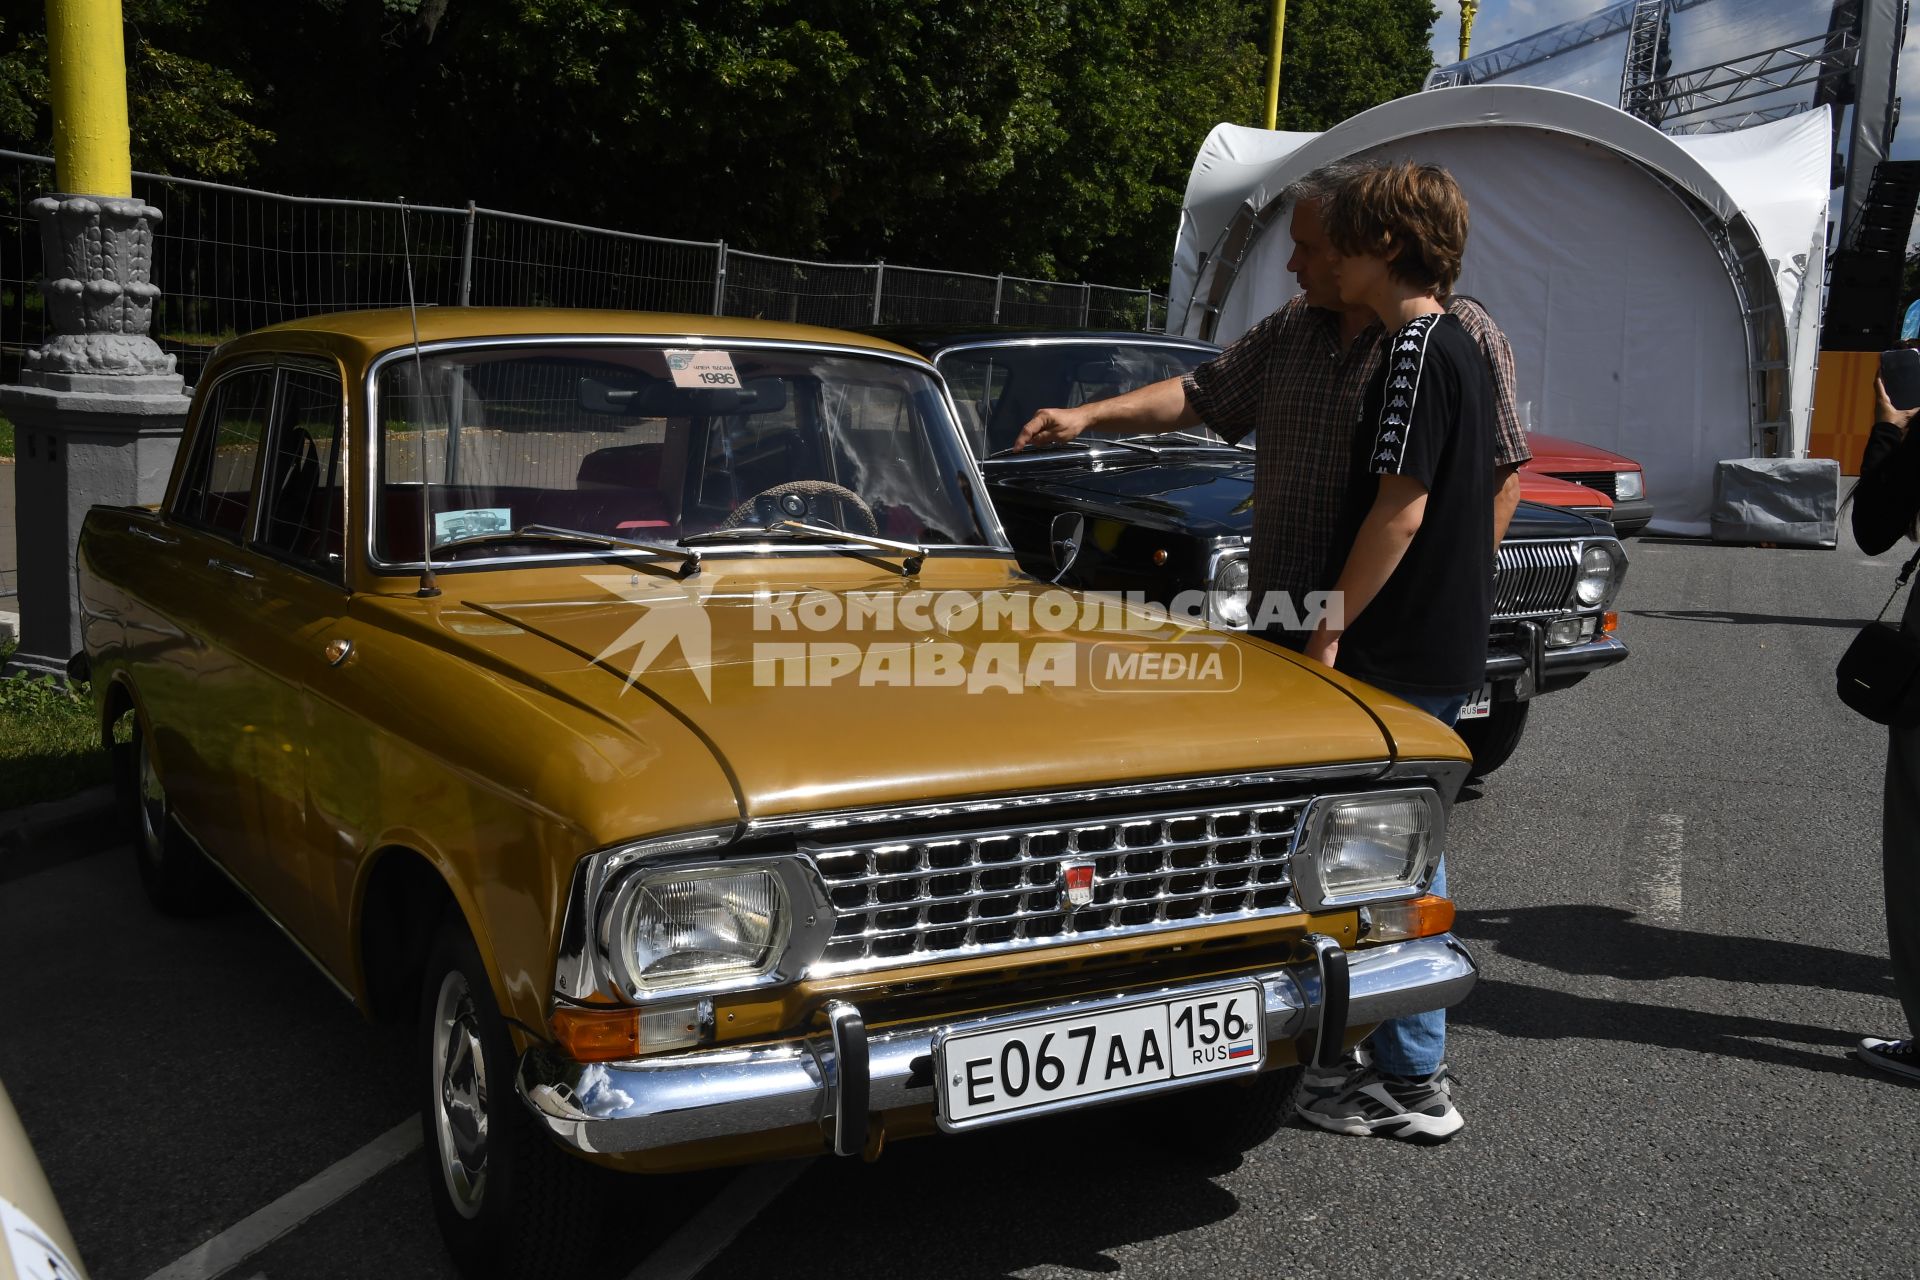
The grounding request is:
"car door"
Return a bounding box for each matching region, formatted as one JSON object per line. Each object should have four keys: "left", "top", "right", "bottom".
{"left": 153, "top": 361, "right": 280, "bottom": 867}
{"left": 222, "top": 357, "right": 356, "bottom": 951}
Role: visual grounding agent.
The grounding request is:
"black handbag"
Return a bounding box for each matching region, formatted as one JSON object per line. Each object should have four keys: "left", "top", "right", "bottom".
{"left": 1837, "top": 543, "right": 1920, "bottom": 726}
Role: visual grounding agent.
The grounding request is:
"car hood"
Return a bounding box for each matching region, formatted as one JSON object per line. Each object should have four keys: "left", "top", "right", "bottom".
{"left": 456, "top": 568, "right": 1396, "bottom": 820}
{"left": 986, "top": 454, "right": 1254, "bottom": 537}
{"left": 1526, "top": 431, "right": 1637, "bottom": 471}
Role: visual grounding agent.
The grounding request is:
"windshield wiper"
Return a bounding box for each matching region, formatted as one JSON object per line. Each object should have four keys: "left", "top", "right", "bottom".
{"left": 986, "top": 437, "right": 1157, "bottom": 461}
{"left": 1119, "top": 431, "right": 1252, "bottom": 452}
{"left": 435, "top": 524, "right": 700, "bottom": 577}
{"left": 681, "top": 520, "right": 928, "bottom": 575}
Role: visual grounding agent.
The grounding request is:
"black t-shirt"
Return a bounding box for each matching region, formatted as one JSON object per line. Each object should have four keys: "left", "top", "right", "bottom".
{"left": 1326, "top": 311, "right": 1494, "bottom": 696}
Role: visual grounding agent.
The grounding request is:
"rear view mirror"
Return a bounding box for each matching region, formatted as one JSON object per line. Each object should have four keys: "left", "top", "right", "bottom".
{"left": 1073, "top": 357, "right": 1137, "bottom": 387}
{"left": 578, "top": 375, "right": 789, "bottom": 416}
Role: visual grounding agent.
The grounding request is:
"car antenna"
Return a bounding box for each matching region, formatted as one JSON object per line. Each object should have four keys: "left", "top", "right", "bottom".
{"left": 398, "top": 197, "right": 440, "bottom": 598}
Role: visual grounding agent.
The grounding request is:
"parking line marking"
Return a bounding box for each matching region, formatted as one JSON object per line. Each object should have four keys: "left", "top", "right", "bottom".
{"left": 1628, "top": 813, "right": 1686, "bottom": 924}
{"left": 142, "top": 1116, "right": 421, "bottom": 1280}
{"left": 624, "top": 1159, "right": 813, "bottom": 1280}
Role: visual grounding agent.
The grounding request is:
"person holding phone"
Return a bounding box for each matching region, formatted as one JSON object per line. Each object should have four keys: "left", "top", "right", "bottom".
{"left": 1848, "top": 369, "right": 1920, "bottom": 1083}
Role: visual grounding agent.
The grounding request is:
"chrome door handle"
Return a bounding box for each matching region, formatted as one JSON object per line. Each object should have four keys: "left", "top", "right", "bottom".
{"left": 207, "top": 557, "right": 255, "bottom": 580}
{"left": 129, "top": 526, "right": 178, "bottom": 546}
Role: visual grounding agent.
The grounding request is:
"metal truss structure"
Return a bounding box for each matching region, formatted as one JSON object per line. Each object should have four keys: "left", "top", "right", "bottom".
{"left": 1619, "top": 0, "right": 1673, "bottom": 124}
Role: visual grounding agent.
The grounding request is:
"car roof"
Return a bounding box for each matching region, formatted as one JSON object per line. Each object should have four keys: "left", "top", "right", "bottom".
{"left": 220, "top": 307, "right": 925, "bottom": 367}
{"left": 867, "top": 326, "right": 1220, "bottom": 357}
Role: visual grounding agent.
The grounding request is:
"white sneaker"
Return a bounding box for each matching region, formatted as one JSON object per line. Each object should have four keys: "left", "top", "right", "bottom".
{"left": 1292, "top": 1063, "right": 1463, "bottom": 1144}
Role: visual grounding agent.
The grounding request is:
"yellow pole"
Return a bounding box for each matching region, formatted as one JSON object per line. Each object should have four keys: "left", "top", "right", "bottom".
{"left": 44, "top": 0, "right": 132, "bottom": 197}
{"left": 1459, "top": 0, "right": 1479, "bottom": 63}
{"left": 1262, "top": 0, "right": 1287, "bottom": 130}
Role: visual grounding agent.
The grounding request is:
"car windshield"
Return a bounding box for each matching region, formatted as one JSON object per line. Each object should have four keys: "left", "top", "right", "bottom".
{"left": 374, "top": 343, "right": 995, "bottom": 564}
{"left": 938, "top": 341, "right": 1225, "bottom": 456}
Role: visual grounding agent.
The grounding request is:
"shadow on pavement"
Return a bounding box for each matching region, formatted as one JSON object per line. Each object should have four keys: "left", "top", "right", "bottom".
{"left": 1454, "top": 976, "right": 1868, "bottom": 1080}
{"left": 1626, "top": 608, "right": 1868, "bottom": 630}
{"left": 706, "top": 1109, "right": 1244, "bottom": 1278}
{"left": 1455, "top": 906, "right": 1892, "bottom": 997}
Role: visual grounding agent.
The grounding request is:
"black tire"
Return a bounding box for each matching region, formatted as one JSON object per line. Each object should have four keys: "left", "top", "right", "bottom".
{"left": 1454, "top": 699, "right": 1530, "bottom": 777}
{"left": 125, "top": 717, "right": 232, "bottom": 916}
{"left": 419, "top": 911, "right": 609, "bottom": 1280}
{"left": 1139, "top": 1065, "right": 1304, "bottom": 1158}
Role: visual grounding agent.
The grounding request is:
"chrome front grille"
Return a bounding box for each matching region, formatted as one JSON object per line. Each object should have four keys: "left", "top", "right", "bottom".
{"left": 806, "top": 800, "right": 1305, "bottom": 974}
{"left": 1492, "top": 540, "right": 1577, "bottom": 619}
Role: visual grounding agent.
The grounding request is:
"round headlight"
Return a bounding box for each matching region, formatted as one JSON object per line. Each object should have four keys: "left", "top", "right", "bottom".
{"left": 1574, "top": 544, "right": 1618, "bottom": 607}
{"left": 1208, "top": 554, "right": 1252, "bottom": 629}
{"left": 1614, "top": 469, "right": 1644, "bottom": 501}
{"left": 608, "top": 865, "right": 789, "bottom": 996}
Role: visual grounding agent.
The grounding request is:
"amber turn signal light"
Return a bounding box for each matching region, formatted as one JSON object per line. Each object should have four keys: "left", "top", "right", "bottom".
{"left": 1365, "top": 894, "right": 1455, "bottom": 943}
{"left": 1602, "top": 611, "right": 1619, "bottom": 634}
{"left": 550, "top": 1006, "right": 641, "bottom": 1062}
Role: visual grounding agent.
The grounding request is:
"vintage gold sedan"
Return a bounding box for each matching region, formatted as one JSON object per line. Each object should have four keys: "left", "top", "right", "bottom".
{"left": 74, "top": 309, "right": 1477, "bottom": 1279}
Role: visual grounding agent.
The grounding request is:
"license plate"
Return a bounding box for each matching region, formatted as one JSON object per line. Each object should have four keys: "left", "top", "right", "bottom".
{"left": 936, "top": 985, "right": 1265, "bottom": 1128}
{"left": 1457, "top": 684, "right": 1493, "bottom": 720}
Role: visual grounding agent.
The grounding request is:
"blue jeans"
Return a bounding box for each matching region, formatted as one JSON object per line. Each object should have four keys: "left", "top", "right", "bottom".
{"left": 1362, "top": 686, "right": 1468, "bottom": 1079}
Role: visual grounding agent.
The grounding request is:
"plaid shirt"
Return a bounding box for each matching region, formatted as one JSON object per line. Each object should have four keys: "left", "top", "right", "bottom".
{"left": 1182, "top": 294, "right": 1529, "bottom": 602}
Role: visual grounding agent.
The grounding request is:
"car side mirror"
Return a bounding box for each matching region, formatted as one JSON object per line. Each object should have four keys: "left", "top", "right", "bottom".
{"left": 1049, "top": 512, "right": 1085, "bottom": 583}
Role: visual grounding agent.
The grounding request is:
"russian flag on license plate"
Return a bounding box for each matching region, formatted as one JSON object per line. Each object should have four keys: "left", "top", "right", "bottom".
{"left": 1227, "top": 1042, "right": 1254, "bottom": 1060}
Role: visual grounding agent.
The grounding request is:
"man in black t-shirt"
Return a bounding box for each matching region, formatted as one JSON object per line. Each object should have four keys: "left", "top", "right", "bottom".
{"left": 1294, "top": 160, "right": 1494, "bottom": 1145}
{"left": 1327, "top": 310, "right": 1492, "bottom": 696}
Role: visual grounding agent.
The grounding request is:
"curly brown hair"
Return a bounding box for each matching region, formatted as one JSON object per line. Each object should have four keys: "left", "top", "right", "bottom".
{"left": 1322, "top": 160, "right": 1469, "bottom": 296}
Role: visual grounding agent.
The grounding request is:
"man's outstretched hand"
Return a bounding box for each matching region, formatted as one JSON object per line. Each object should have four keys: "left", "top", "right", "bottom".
{"left": 1012, "top": 406, "right": 1092, "bottom": 451}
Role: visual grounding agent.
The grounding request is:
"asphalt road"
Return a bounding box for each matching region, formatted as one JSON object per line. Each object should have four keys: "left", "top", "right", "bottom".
{"left": 4, "top": 523, "right": 1916, "bottom": 1280}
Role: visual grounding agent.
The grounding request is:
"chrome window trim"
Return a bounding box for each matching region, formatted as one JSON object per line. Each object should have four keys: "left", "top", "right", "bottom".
{"left": 928, "top": 335, "right": 1221, "bottom": 363}
{"left": 1290, "top": 786, "right": 1446, "bottom": 912}
{"left": 360, "top": 334, "right": 1012, "bottom": 575}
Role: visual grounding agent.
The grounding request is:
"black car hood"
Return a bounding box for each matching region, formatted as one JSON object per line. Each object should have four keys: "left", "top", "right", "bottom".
{"left": 987, "top": 452, "right": 1615, "bottom": 543}
{"left": 985, "top": 454, "right": 1254, "bottom": 538}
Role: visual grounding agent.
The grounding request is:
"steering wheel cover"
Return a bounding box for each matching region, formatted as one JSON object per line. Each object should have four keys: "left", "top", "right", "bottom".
{"left": 722, "top": 480, "right": 879, "bottom": 537}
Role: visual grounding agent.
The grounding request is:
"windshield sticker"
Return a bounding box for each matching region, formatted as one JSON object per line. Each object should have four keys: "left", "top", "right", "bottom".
{"left": 433, "top": 507, "right": 513, "bottom": 545}
{"left": 1, "top": 1196, "right": 84, "bottom": 1280}
{"left": 665, "top": 349, "right": 741, "bottom": 390}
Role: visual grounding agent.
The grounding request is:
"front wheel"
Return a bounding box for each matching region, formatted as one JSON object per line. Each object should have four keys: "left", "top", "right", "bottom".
{"left": 419, "top": 914, "right": 608, "bottom": 1280}
{"left": 1454, "top": 698, "right": 1530, "bottom": 777}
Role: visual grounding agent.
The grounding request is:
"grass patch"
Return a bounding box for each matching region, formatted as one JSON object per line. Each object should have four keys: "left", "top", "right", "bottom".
{"left": 0, "top": 414, "right": 12, "bottom": 460}
{"left": 0, "top": 638, "right": 114, "bottom": 811}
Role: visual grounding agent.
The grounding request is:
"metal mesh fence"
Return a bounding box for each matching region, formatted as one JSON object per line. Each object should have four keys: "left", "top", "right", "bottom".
{"left": 1, "top": 149, "right": 1166, "bottom": 387}
{"left": 722, "top": 251, "right": 878, "bottom": 329}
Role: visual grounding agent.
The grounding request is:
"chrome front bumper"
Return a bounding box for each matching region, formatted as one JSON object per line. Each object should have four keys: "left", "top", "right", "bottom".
{"left": 517, "top": 934, "right": 1477, "bottom": 1157}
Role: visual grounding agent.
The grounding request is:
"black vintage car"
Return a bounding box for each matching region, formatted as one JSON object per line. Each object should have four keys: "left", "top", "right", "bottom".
{"left": 874, "top": 327, "right": 1630, "bottom": 775}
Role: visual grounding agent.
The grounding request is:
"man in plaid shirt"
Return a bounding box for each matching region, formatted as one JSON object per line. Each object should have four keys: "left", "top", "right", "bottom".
{"left": 1013, "top": 159, "right": 1531, "bottom": 643}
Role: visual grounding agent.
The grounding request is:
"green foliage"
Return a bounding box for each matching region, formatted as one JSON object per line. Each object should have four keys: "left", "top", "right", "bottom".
{"left": 0, "top": 414, "right": 13, "bottom": 459}
{"left": 0, "top": 644, "right": 111, "bottom": 812}
{"left": 0, "top": 0, "right": 1441, "bottom": 286}
{"left": 1270, "top": 0, "right": 1441, "bottom": 132}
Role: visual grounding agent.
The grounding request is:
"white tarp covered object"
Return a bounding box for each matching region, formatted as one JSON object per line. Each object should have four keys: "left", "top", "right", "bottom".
{"left": 1169, "top": 85, "right": 1830, "bottom": 537}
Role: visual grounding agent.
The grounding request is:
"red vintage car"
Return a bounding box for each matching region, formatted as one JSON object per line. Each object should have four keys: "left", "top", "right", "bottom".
{"left": 1520, "top": 433, "right": 1651, "bottom": 536}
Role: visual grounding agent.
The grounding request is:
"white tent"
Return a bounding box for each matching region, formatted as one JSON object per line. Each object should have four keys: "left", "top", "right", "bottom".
{"left": 1168, "top": 86, "right": 1832, "bottom": 537}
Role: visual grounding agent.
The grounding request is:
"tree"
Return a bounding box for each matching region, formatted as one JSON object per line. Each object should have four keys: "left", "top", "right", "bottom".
{"left": 0, "top": 0, "right": 1442, "bottom": 287}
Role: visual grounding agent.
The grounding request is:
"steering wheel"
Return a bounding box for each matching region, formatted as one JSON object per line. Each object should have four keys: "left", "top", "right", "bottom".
{"left": 722, "top": 480, "right": 879, "bottom": 536}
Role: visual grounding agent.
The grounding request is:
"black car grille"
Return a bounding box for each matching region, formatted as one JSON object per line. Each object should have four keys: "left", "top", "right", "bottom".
{"left": 1493, "top": 541, "right": 1578, "bottom": 619}
{"left": 1546, "top": 470, "right": 1617, "bottom": 500}
{"left": 805, "top": 799, "right": 1304, "bottom": 974}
